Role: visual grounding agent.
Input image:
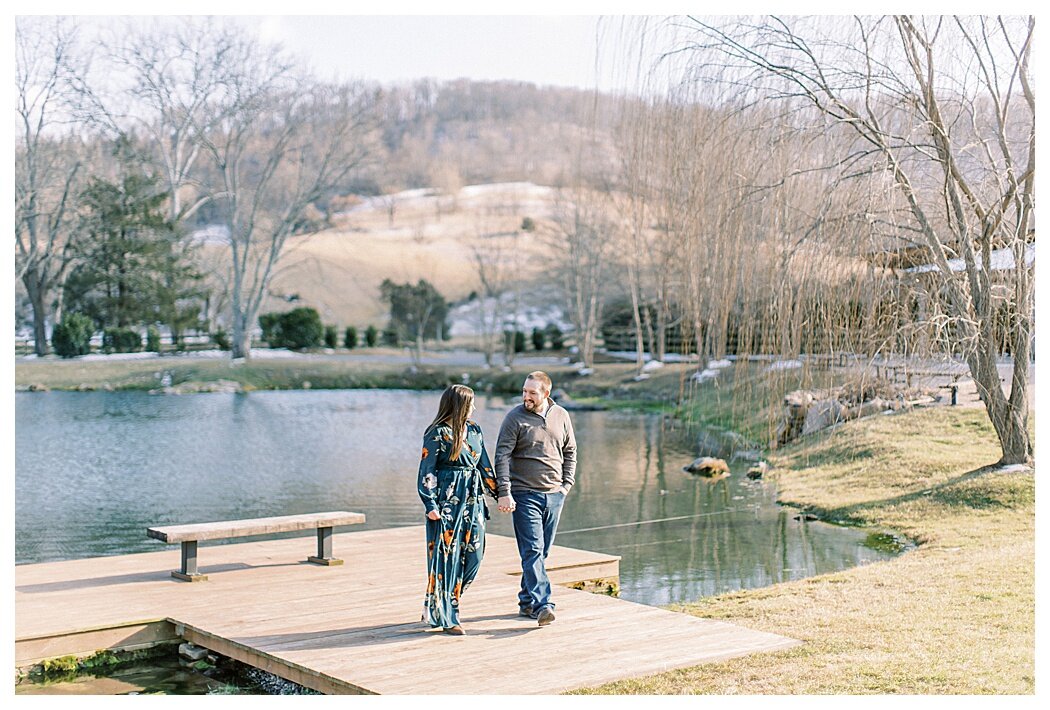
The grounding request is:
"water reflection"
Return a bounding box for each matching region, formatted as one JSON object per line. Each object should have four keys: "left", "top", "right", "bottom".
{"left": 15, "top": 390, "right": 897, "bottom": 606}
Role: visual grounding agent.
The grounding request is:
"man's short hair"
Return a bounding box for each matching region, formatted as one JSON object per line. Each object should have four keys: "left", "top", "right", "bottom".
{"left": 526, "top": 371, "right": 552, "bottom": 393}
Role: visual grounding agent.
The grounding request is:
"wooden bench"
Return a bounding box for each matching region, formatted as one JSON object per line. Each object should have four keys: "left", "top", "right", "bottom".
{"left": 147, "top": 511, "right": 366, "bottom": 582}
{"left": 938, "top": 378, "right": 974, "bottom": 406}
{"left": 871, "top": 361, "right": 907, "bottom": 382}
{"left": 804, "top": 353, "right": 857, "bottom": 369}
{"left": 903, "top": 368, "right": 970, "bottom": 387}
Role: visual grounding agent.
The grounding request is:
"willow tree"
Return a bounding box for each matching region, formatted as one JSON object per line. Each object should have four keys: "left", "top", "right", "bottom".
{"left": 549, "top": 181, "right": 620, "bottom": 371}
{"left": 673, "top": 15, "right": 1034, "bottom": 465}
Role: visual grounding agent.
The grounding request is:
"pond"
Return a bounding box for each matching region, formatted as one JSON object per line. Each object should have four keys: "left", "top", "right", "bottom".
{"left": 15, "top": 389, "right": 898, "bottom": 607}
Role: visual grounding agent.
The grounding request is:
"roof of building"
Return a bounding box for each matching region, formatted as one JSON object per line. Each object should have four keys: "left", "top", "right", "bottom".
{"left": 904, "top": 243, "right": 1035, "bottom": 274}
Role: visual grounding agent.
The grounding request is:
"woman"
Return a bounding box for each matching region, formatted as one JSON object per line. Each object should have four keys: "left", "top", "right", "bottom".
{"left": 417, "top": 384, "right": 498, "bottom": 634}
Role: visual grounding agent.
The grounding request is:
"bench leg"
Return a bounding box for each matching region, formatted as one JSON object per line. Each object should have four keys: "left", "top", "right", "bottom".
{"left": 307, "top": 526, "right": 343, "bottom": 566}
{"left": 172, "top": 540, "right": 208, "bottom": 582}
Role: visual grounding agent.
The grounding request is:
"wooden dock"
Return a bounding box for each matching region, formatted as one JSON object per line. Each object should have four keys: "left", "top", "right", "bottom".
{"left": 16, "top": 526, "right": 799, "bottom": 694}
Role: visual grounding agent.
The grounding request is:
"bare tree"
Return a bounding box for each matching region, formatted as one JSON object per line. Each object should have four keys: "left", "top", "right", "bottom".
{"left": 429, "top": 162, "right": 463, "bottom": 219}
{"left": 676, "top": 15, "right": 1034, "bottom": 463}
{"left": 469, "top": 229, "right": 509, "bottom": 369}
{"left": 549, "top": 187, "right": 616, "bottom": 369}
{"left": 613, "top": 98, "right": 656, "bottom": 374}
{"left": 102, "top": 17, "right": 246, "bottom": 224}
{"left": 194, "top": 39, "right": 377, "bottom": 359}
{"left": 15, "top": 17, "right": 91, "bottom": 355}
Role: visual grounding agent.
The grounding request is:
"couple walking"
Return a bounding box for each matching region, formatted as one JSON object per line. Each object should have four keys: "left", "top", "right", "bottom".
{"left": 416, "top": 371, "right": 577, "bottom": 635}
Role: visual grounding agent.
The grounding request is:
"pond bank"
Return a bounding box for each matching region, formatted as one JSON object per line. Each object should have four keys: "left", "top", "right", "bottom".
{"left": 13, "top": 352, "right": 703, "bottom": 414}
{"left": 575, "top": 406, "right": 1035, "bottom": 694}
{"left": 15, "top": 642, "right": 319, "bottom": 695}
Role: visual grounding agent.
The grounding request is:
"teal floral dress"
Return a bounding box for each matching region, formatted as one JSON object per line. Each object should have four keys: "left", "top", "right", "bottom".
{"left": 417, "top": 420, "right": 498, "bottom": 629}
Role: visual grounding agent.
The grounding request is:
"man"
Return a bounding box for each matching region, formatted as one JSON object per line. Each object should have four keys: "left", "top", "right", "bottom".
{"left": 495, "top": 371, "right": 577, "bottom": 627}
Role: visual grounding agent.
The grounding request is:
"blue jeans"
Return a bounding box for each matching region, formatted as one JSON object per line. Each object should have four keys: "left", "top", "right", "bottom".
{"left": 511, "top": 489, "right": 566, "bottom": 613}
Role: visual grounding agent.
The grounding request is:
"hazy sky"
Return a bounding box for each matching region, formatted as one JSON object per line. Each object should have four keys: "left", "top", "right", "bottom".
{"left": 26, "top": 5, "right": 650, "bottom": 91}
{"left": 21, "top": 5, "right": 1019, "bottom": 91}
{"left": 242, "top": 15, "right": 608, "bottom": 89}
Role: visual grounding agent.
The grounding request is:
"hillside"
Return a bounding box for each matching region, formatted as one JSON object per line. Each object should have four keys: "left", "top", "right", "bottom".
{"left": 198, "top": 182, "right": 563, "bottom": 331}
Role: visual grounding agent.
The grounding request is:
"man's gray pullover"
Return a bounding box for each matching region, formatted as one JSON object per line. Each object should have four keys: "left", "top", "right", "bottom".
{"left": 494, "top": 401, "right": 577, "bottom": 497}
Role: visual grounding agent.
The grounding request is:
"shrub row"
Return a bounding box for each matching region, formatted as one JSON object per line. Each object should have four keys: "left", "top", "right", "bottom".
{"left": 259, "top": 308, "right": 381, "bottom": 350}
{"left": 51, "top": 315, "right": 156, "bottom": 358}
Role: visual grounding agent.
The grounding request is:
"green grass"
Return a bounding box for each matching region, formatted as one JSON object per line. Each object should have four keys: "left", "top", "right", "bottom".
{"left": 573, "top": 407, "right": 1034, "bottom": 694}
{"left": 695, "top": 364, "right": 846, "bottom": 440}
{"left": 14, "top": 355, "right": 576, "bottom": 396}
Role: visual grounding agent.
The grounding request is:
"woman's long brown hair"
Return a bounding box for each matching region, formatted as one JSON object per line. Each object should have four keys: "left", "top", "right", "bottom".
{"left": 426, "top": 385, "right": 474, "bottom": 460}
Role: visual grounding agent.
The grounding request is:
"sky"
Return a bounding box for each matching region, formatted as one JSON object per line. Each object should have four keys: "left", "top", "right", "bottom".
{"left": 16, "top": 3, "right": 1037, "bottom": 91}
{"left": 244, "top": 15, "right": 608, "bottom": 89}
{"left": 15, "top": 6, "right": 648, "bottom": 92}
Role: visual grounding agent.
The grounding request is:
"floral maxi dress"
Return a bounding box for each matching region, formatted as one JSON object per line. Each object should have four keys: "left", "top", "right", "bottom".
{"left": 417, "top": 420, "right": 498, "bottom": 629}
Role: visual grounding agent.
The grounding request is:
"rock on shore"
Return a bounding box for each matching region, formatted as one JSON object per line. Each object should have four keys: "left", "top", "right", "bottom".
{"left": 684, "top": 456, "right": 730, "bottom": 477}
{"left": 149, "top": 379, "right": 245, "bottom": 395}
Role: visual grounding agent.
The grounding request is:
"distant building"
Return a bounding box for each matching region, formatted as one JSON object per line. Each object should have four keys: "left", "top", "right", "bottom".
{"left": 899, "top": 243, "right": 1035, "bottom": 357}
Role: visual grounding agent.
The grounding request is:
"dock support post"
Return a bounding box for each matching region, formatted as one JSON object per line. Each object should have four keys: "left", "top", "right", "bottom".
{"left": 308, "top": 526, "right": 343, "bottom": 566}
{"left": 172, "top": 540, "right": 208, "bottom": 582}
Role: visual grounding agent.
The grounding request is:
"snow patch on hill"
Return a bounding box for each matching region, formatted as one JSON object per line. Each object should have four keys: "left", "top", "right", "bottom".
{"left": 448, "top": 292, "right": 572, "bottom": 337}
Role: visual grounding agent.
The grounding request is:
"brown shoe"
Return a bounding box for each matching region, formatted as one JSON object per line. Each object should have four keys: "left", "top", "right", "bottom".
{"left": 536, "top": 607, "right": 556, "bottom": 626}
{"left": 443, "top": 625, "right": 466, "bottom": 635}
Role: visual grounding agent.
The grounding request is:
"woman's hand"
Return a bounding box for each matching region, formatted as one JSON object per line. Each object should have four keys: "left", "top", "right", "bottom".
{"left": 426, "top": 510, "right": 441, "bottom": 521}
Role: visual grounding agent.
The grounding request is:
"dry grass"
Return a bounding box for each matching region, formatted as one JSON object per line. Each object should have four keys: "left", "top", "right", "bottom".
{"left": 196, "top": 188, "right": 552, "bottom": 328}
{"left": 574, "top": 407, "right": 1034, "bottom": 694}
{"left": 12, "top": 349, "right": 691, "bottom": 401}
{"left": 13, "top": 352, "right": 572, "bottom": 395}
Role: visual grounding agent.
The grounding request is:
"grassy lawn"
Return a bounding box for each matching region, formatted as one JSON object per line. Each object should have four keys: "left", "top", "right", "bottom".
{"left": 575, "top": 406, "right": 1034, "bottom": 694}
{"left": 13, "top": 352, "right": 576, "bottom": 395}
{"left": 13, "top": 350, "right": 710, "bottom": 405}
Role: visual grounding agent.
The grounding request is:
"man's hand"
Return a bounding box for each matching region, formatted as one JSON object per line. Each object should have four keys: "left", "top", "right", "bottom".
{"left": 426, "top": 510, "right": 441, "bottom": 521}
{"left": 498, "top": 495, "right": 515, "bottom": 513}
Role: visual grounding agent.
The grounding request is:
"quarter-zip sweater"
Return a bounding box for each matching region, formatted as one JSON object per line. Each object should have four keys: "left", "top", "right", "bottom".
{"left": 494, "top": 400, "right": 577, "bottom": 497}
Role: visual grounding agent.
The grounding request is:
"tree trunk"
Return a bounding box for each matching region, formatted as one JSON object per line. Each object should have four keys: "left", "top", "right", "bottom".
{"left": 230, "top": 306, "right": 252, "bottom": 360}
{"left": 413, "top": 332, "right": 424, "bottom": 368}
{"left": 656, "top": 316, "right": 667, "bottom": 362}
{"left": 53, "top": 287, "right": 65, "bottom": 328}
{"left": 642, "top": 304, "right": 656, "bottom": 362}
{"left": 655, "top": 288, "right": 667, "bottom": 362}
{"left": 23, "top": 272, "right": 50, "bottom": 356}
{"left": 964, "top": 341, "right": 1032, "bottom": 465}
{"left": 628, "top": 264, "right": 646, "bottom": 374}
{"left": 231, "top": 326, "right": 251, "bottom": 360}
{"left": 995, "top": 403, "right": 1033, "bottom": 465}
{"left": 503, "top": 329, "right": 516, "bottom": 367}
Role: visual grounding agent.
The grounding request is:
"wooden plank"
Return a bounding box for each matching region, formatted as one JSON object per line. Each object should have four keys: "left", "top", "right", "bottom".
{"left": 15, "top": 530, "right": 615, "bottom": 639}
{"left": 237, "top": 590, "right": 797, "bottom": 695}
{"left": 16, "top": 620, "right": 179, "bottom": 668}
{"left": 147, "top": 511, "right": 366, "bottom": 543}
{"left": 180, "top": 624, "right": 374, "bottom": 695}
{"left": 15, "top": 526, "right": 801, "bottom": 695}
{"left": 187, "top": 583, "right": 780, "bottom": 689}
